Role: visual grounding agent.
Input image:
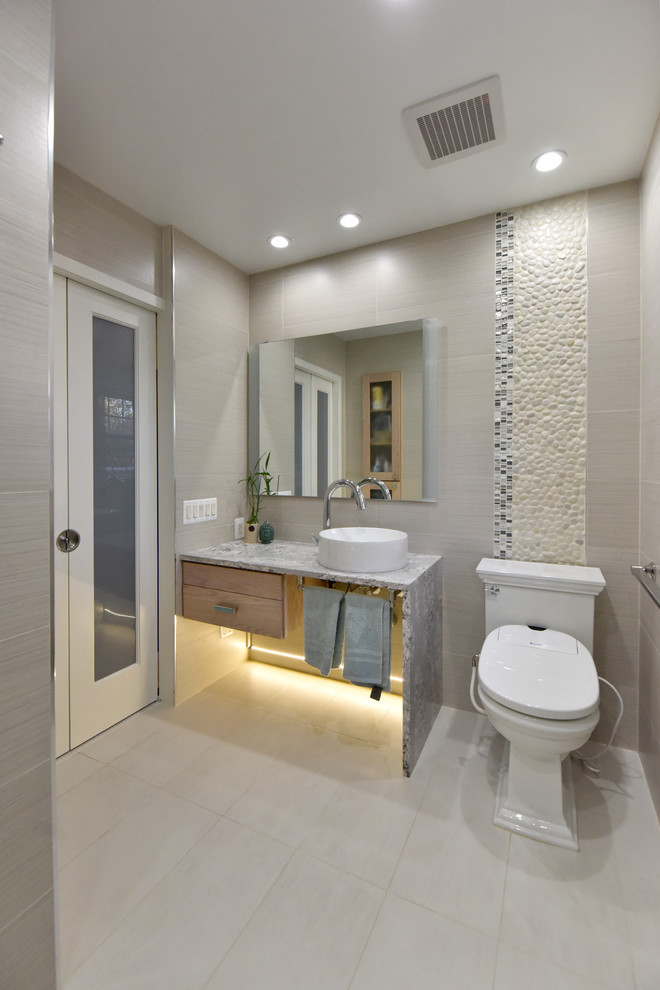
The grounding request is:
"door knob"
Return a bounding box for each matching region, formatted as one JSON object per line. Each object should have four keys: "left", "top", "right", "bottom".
{"left": 56, "top": 529, "right": 81, "bottom": 553}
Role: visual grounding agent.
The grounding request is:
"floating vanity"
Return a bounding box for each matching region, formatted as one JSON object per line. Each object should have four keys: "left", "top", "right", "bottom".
{"left": 179, "top": 540, "right": 442, "bottom": 775}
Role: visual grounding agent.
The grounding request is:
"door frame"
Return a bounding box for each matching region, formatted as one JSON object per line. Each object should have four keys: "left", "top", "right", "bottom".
{"left": 52, "top": 253, "right": 176, "bottom": 721}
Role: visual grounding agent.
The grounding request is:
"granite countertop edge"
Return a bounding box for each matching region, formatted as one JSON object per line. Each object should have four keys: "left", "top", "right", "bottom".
{"left": 179, "top": 540, "right": 441, "bottom": 591}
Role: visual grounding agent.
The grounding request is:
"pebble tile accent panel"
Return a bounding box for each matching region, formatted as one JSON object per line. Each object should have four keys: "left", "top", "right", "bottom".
{"left": 494, "top": 211, "right": 514, "bottom": 558}
{"left": 511, "top": 193, "right": 587, "bottom": 564}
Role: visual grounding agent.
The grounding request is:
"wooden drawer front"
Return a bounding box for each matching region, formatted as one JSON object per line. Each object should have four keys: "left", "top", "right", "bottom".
{"left": 182, "top": 562, "right": 284, "bottom": 600}
{"left": 183, "top": 583, "right": 285, "bottom": 638}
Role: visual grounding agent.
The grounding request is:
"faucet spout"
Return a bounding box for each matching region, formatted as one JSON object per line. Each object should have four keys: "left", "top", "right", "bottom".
{"left": 322, "top": 479, "right": 367, "bottom": 531}
{"left": 357, "top": 477, "right": 392, "bottom": 500}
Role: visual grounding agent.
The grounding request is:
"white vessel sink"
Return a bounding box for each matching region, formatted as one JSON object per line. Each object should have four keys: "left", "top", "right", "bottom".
{"left": 317, "top": 527, "right": 408, "bottom": 573}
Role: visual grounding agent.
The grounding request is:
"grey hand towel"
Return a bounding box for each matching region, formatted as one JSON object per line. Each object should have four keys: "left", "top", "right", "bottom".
{"left": 303, "top": 586, "right": 346, "bottom": 677}
{"left": 342, "top": 592, "right": 391, "bottom": 692}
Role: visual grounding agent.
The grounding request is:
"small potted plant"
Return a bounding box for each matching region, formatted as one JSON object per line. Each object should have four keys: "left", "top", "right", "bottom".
{"left": 239, "top": 452, "right": 274, "bottom": 542}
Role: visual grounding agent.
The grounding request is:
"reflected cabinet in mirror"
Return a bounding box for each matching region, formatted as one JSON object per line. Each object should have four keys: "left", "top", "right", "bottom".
{"left": 249, "top": 318, "right": 440, "bottom": 502}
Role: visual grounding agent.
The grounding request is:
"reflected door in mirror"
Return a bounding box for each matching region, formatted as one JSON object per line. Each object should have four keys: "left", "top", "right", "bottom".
{"left": 294, "top": 367, "right": 340, "bottom": 495}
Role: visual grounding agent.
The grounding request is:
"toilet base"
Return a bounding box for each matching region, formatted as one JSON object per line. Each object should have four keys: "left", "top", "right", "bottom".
{"left": 493, "top": 741, "right": 579, "bottom": 850}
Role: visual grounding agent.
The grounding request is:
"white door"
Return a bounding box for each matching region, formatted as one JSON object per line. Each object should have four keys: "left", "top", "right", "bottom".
{"left": 294, "top": 363, "right": 341, "bottom": 496}
{"left": 54, "top": 276, "right": 158, "bottom": 754}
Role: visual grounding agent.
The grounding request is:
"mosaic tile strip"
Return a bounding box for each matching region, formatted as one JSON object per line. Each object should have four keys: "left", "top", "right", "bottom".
{"left": 511, "top": 193, "right": 587, "bottom": 564}
{"left": 494, "top": 211, "right": 514, "bottom": 558}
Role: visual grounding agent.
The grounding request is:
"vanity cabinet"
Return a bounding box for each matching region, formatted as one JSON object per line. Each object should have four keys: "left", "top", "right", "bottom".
{"left": 179, "top": 541, "right": 442, "bottom": 776}
{"left": 362, "top": 371, "right": 401, "bottom": 498}
{"left": 182, "top": 561, "right": 302, "bottom": 638}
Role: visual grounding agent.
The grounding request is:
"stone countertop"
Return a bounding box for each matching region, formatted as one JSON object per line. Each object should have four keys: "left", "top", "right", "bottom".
{"left": 179, "top": 540, "right": 440, "bottom": 591}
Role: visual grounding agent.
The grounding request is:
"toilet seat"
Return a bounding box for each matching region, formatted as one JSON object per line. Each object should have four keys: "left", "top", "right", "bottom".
{"left": 479, "top": 624, "right": 599, "bottom": 720}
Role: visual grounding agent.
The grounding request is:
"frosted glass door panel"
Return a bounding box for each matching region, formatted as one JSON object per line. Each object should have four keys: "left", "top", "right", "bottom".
{"left": 93, "top": 317, "right": 137, "bottom": 680}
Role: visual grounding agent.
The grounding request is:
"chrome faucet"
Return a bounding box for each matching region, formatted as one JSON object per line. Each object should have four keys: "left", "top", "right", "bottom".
{"left": 322, "top": 479, "right": 367, "bottom": 530}
{"left": 357, "top": 477, "right": 392, "bottom": 500}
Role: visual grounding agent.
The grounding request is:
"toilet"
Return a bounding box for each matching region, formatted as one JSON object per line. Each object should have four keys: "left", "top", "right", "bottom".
{"left": 475, "top": 558, "right": 606, "bottom": 850}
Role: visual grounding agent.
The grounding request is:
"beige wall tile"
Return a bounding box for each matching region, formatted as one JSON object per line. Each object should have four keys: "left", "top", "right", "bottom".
{"left": 440, "top": 651, "right": 475, "bottom": 712}
{"left": 0, "top": 892, "right": 56, "bottom": 990}
{"left": 441, "top": 554, "right": 487, "bottom": 660}
{"left": 593, "top": 683, "right": 637, "bottom": 751}
{"left": 639, "top": 621, "right": 660, "bottom": 732}
{"left": 640, "top": 588, "right": 660, "bottom": 654}
{"left": 0, "top": 1, "right": 55, "bottom": 979}
{"left": 587, "top": 410, "right": 640, "bottom": 483}
{"left": 640, "top": 397, "right": 660, "bottom": 484}
{"left": 0, "top": 493, "right": 51, "bottom": 642}
{"left": 54, "top": 165, "right": 163, "bottom": 297}
{"left": 587, "top": 181, "right": 640, "bottom": 279}
{"left": 586, "top": 479, "right": 639, "bottom": 550}
{"left": 640, "top": 481, "right": 660, "bottom": 559}
{"left": 587, "top": 273, "right": 641, "bottom": 345}
{"left": 587, "top": 274, "right": 639, "bottom": 343}
{"left": 440, "top": 354, "right": 495, "bottom": 480}
{"left": 640, "top": 331, "right": 660, "bottom": 406}
{"left": 588, "top": 339, "right": 640, "bottom": 413}
{"left": 282, "top": 251, "right": 379, "bottom": 336}
{"left": 249, "top": 271, "right": 284, "bottom": 343}
{"left": 0, "top": 62, "right": 50, "bottom": 218}
{"left": 376, "top": 217, "right": 493, "bottom": 318}
{"left": 0, "top": 626, "right": 51, "bottom": 790}
{"left": 639, "top": 112, "right": 660, "bottom": 800}
{"left": 0, "top": 312, "right": 50, "bottom": 493}
{"left": 172, "top": 232, "right": 252, "bottom": 696}
{"left": 174, "top": 230, "right": 248, "bottom": 329}
{"left": 0, "top": 761, "right": 54, "bottom": 931}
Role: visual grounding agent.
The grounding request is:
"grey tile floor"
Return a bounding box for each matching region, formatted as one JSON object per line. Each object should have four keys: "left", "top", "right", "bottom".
{"left": 56, "top": 661, "right": 660, "bottom": 989}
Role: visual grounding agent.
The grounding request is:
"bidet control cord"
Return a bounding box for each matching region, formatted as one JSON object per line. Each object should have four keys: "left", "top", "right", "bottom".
{"left": 572, "top": 676, "right": 624, "bottom": 774}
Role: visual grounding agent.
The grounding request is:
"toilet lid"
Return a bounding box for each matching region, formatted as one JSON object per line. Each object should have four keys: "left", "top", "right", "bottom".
{"left": 478, "top": 625, "right": 599, "bottom": 719}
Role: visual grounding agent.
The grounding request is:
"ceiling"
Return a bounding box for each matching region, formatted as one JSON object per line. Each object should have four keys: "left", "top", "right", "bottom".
{"left": 53, "top": 0, "right": 660, "bottom": 275}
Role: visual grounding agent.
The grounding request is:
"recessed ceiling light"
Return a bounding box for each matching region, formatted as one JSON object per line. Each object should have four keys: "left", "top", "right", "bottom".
{"left": 532, "top": 150, "right": 566, "bottom": 173}
{"left": 338, "top": 213, "right": 362, "bottom": 228}
{"left": 268, "top": 234, "right": 290, "bottom": 249}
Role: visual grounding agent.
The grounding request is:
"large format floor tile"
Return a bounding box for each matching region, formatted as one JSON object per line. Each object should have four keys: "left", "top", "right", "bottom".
{"left": 55, "top": 661, "right": 660, "bottom": 990}
{"left": 204, "top": 852, "right": 384, "bottom": 990}
{"left": 64, "top": 817, "right": 293, "bottom": 990}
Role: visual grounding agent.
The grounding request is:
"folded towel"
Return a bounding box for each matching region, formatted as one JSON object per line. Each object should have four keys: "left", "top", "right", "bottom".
{"left": 342, "top": 592, "right": 391, "bottom": 692}
{"left": 303, "top": 586, "right": 346, "bottom": 677}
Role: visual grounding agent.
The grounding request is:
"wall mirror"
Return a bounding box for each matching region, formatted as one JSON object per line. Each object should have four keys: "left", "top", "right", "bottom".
{"left": 248, "top": 317, "right": 440, "bottom": 502}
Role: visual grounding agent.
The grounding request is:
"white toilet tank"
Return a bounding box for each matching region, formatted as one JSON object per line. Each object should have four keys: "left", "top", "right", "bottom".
{"left": 476, "top": 558, "right": 606, "bottom": 653}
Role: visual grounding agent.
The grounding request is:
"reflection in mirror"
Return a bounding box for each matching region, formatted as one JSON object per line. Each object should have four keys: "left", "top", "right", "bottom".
{"left": 249, "top": 318, "right": 440, "bottom": 502}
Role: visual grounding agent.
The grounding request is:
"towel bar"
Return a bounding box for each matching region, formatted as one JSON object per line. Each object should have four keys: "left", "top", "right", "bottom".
{"left": 631, "top": 563, "right": 660, "bottom": 608}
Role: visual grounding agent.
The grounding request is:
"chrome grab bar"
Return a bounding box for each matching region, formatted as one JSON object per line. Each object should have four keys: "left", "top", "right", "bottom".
{"left": 631, "top": 563, "right": 660, "bottom": 608}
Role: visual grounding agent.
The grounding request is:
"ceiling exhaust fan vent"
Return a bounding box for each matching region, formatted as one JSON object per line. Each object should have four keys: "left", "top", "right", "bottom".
{"left": 403, "top": 76, "right": 505, "bottom": 168}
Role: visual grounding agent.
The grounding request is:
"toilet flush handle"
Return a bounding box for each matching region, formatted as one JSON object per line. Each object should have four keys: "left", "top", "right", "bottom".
{"left": 485, "top": 584, "right": 500, "bottom": 595}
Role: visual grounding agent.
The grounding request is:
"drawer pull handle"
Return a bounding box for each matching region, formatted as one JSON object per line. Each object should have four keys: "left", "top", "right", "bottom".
{"left": 214, "top": 604, "right": 237, "bottom": 615}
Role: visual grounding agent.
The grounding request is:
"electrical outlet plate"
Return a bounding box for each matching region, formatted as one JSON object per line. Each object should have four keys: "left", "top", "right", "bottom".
{"left": 234, "top": 517, "right": 245, "bottom": 539}
{"left": 183, "top": 498, "right": 217, "bottom": 524}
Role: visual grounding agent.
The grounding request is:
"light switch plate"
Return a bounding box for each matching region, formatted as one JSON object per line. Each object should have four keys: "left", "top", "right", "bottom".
{"left": 183, "top": 498, "right": 217, "bottom": 524}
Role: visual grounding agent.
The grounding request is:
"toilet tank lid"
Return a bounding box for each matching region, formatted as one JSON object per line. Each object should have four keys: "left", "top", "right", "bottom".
{"left": 476, "top": 558, "right": 605, "bottom": 596}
